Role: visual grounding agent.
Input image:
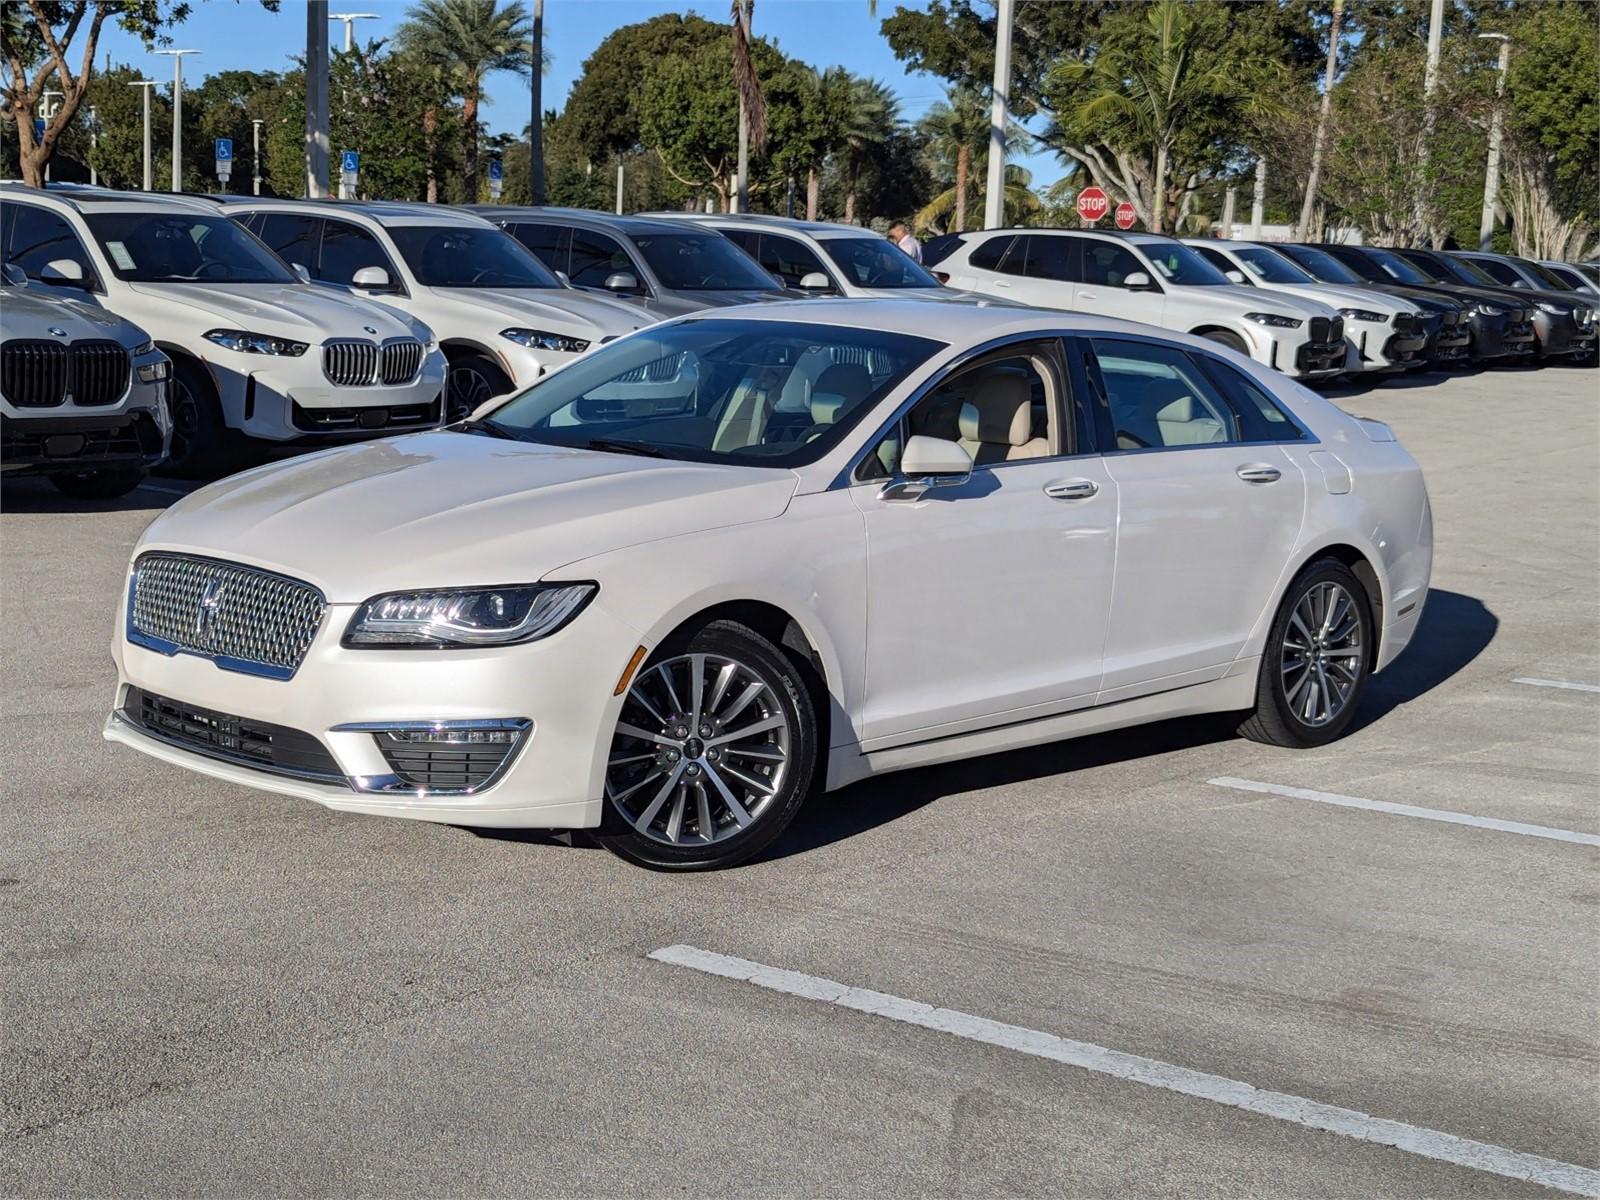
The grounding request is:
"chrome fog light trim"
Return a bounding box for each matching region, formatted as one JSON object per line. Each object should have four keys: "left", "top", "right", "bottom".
{"left": 334, "top": 718, "right": 532, "bottom": 796}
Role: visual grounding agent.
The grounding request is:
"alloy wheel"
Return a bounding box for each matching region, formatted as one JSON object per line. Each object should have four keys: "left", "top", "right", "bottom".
{"left": 606, "top": 652, "right": 792, "bottom": 847}
{"left": 447, "top": 365, "right": 494, "bottom": 419}
{"left": 1280, "top": 580, "right": 1364, "bottom": 727}
{"left": 169, "top": 378, "right": 201, "bottom": 463}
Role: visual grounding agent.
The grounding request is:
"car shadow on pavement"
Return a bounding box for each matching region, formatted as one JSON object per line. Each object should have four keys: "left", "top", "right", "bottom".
{"left": 761, "top": 587, "right": 1496, "bottom": 862}
{"left": 1, "top": 477, "right": 180, "bottom": 514}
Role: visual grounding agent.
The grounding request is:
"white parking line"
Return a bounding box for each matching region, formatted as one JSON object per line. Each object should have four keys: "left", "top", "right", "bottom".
{"left": 650, "top": 944, "right": 1600, "bottom": 1197}
{"left": 1514, "top": 677, "right": 1600, "bottom": 694}
{"left": 1208, "top": 777, "right": 1600, "bottom": 847}
{"left": 134, "top": 481, "right": 193, "bottom": 498}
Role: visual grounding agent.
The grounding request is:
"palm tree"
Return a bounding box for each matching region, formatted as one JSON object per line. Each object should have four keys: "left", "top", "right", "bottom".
{"left": 916, "top": 163, "right": 1039, "bottom": 235}
{"left": 839, "top": 76, "right": 898, "bottom": 223}
{"left": 397, "top": 0, "right": 533, "bottom": 202}
{"left": 918, "top": 85, "right": 994, "bottom": 233}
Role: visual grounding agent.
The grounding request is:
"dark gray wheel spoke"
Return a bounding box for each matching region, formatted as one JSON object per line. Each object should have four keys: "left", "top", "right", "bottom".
{"left": 1281, "top": 580, "right": 1364, "bottom": 728}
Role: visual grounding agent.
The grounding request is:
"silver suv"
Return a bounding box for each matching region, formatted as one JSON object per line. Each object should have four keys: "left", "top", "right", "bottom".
{"left": 468, "top": 207, "right": 800, "bottom": 318}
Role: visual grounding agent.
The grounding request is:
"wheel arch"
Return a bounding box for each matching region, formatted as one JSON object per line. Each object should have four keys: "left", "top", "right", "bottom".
{"left": 1284, "top": 540, "right": 1386, "bottom": 666}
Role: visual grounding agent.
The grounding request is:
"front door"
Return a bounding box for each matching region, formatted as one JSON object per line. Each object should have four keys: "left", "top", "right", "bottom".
{"left": 1073, "top": 236, "right": 1167, "bottom": 328}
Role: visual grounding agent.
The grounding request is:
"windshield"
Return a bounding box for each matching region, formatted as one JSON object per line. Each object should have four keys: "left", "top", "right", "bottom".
{"left": 1237, "top": 247, "right": 1314, "bottom": 284}
{"left": 1140, "top": 241, "right": 1230, "bottom": 286}
{"left": 1436, "top": 255, "right": 1500, "bottom": 287}
{"left": 633, "top": 232, "right": 778, "bottom": 292}
{"left": 820, "top": 237, "right": 940, "bottom": 288}
{"left": 1526, "top": 260, "right": 1576, "bottom": 290}
{"left": 1366, "top": 248, "right": 1434, "bottom": 285}
{"left": 476, "top": 318, "right": 942, "bottom": 467}
{"left": 1284, "top": 246, "right": 1364, "bottom": 285}
{"left": 84, "top": 212, "right": 295, "bottom": 284}
{"left": 388, "top": 225, "right": 560, "bottom": 288}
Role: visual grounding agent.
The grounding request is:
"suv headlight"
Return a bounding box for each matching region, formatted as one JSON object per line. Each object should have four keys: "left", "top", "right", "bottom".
{"left": 343, "top": 583, "right": 596, "bottom": 648}
{"left": 203, "top": 328, "right": 309, "bottom": 356}
{"left": 1472, "top": 302, "right": 1505, "bottom": 317}
{"left": 1535, "top": 301, "right": 1565, "bottom": 316}
{"left": 131, "top": 340, "right": 171, "bottom": 381}
{"left": 1339, "top": 308, "right": 1386, "bottom": 323}
{"left": 1244, "top": 312, "right": 1303, "bottom": 329}
{"left": 500, "top": 328, "right": 590, "bottom": 354}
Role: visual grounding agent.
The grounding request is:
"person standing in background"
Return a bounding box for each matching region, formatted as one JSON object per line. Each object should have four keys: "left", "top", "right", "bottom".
{"left": 888, "top": 221, "right": 922, "bottom": 263}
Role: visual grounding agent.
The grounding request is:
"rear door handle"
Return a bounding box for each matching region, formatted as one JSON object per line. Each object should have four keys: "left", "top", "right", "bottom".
{"left": 1236, "top": 464, "right": 1282, "bottom": 484}
{"left": 1044, "top": 478, "right": 1099, "bottom": 500}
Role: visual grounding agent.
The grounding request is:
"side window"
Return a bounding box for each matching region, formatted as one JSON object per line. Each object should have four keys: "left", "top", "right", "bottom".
{"left": 863, "top": 341, "right": 1064, "bottom": 479}
{"left": 1081, "top": 242, "right": 1148, "bottom": 289}
{"left": 319, "top": 219, "right": 394, "bottom": 287}
{"left": 1475, "top": 258, "right": 1522, "bottom": 287}
{"left": 1194, "top": 246, "right": 1241, "bottom": 280}
{"left": 509, "top": 222, "right": 570, "bottom": 275}
{"left": 1019, "top": 234, "right": 1074, "bottom": 281}
{"left": 967, "top": 234, "right": 1014, "bottom": 272}
{"left": 257, "top": 213, "right": 320, "bottom": 273}
{"left": 995, "top": 234, "right": 1033, "bottom": 277}
{"left": 1196, "top": 356, "right": 1304, "bottom": 443}
{"left": 719, "top": 228, "right": 759, "bottom": 255}
{"left": 1089, "top": 338, "right": 1238, "bottom": 450}
{"left": 568, "top": 229, "right": 635, "bottom": 289}
{"left": 3, "top": 203, "right": 96, "bottom": 286}
{"left": 758, "top": 234, "right": 831, "bottom": 288}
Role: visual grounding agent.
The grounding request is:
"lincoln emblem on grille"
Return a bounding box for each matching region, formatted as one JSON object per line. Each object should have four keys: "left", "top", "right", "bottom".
{"left": 195, "top": 577, "right": 226, "bottom": 637}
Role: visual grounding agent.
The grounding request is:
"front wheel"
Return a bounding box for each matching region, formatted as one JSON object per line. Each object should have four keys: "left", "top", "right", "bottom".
{"left": 596, "top": 620, "right": 817, "bottom": 870}
{"left": 1201, "top": 329, "right": 1250, "bottom": 356}
{"left": 446, "top": 353, "right": 512, "bottom": 422}
{"left": 1239, "top": 559, "right": 1374, "bottom": 748}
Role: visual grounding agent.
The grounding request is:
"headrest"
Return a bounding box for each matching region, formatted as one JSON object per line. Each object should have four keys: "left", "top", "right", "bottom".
{"left": 810, "top": 393, "right": 846, "bottom": 425}
{"left": 1155, "top": 393, "right": 1196, "bottom": 423}
{"left": 958, "top": 375, "right": 1033, "bottom": 446}
{"left": 809, "top": 362, "right": 871, "bottom": 424}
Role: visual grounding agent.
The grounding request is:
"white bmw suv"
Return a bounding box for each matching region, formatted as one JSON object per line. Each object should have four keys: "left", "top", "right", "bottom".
{"left": 221, "top": 200, "right": 648, "bottom": 417}
{"left": 0, "top": 185, "right": 447, "bottom": 475}
{"left": 930, "top": 228, "right": 1348, "bottom": 379}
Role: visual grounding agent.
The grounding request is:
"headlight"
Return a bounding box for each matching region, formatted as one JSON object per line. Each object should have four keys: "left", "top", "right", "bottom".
{"left": 1577, "top": 308, "right": 1595, "bottom": 326}
{"left": 499, "top": 328, "right": 590, "bottom": 354}
{"left": 343, "top": 583, "right": 596, "bottom": 648}
{"left": 133, "top": 339, "right": 156, "bottom": 356}
{"left": 1472, "top": 302, "right": 1505, "bottom": 317}
{"left": 1244, "top": 312, "right": 1303, "bottom": 329}
{"left": 1339, "top": 308, "right": 1386, "bottom": 323}
{"left": 203, "top": 328, "right": 309, "bottom": 356}
{"left": 1536, "top": 301, "right": 1565, "bottom": 316}
{"left": 136, "top": 358, "right": 170, "bottom": 382}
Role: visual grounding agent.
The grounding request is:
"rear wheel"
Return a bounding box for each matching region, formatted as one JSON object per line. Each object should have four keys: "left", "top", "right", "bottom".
{"left": 596, "top": 620, "right": 817, "bottom": 871}
{"left": 1240, "top": 558, "right": 1373, "bottom": 748}
{"left": 446, "top": 352, "right": 512, "bottom": 422}
{"left": 49, "top": 466, "right": 146, "bottom": 499}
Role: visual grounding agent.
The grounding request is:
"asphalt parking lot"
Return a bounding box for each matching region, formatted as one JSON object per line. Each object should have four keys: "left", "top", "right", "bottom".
{"left": 3, "top": 362, "right": 1597, "bottom": 1197}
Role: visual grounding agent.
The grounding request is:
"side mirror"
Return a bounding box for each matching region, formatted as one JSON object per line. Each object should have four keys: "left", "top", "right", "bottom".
{"left": 40, "top": 259, "right": 86, "bottom": 287}
{"left": 351, "top": 265, "right": 392, "bottom": 292}
{"left": 555, "top": 270, "right": 571, "bottom": 286}
{"left": 2, "top": 263, "right": 27, "bottom": 287}
{"left": 603, "top": 271, "right": 640, "bottom": 293}
{"left": 798, "top": 271, "right": 832, "bottom": 291}
{"left": 1122, "top": 270, "right": 1155, "bottom": 291}
{"left": 881, "top": 435, "right": 973, "bottom": 502}
{"left": 291, "top": 262, "right": 312, "bottom": 284}
{"left": 1225, "top": 269, "right": 1246, "bottom": 284}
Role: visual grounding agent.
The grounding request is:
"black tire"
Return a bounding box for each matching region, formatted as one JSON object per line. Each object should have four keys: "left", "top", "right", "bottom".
{"left": 49, "top": 466, "right": 147, "bottom": 499}
{"left": 1201, "top": 329, "right": 1250, "bottom": 355}
{"left": 165, "top": 360, "right": 236, "bottom": 478}
{"left": 596, "top": 619, "right": 817, "bottom": 871}
{"left": 1239, "top": 558, "right": 1374, "bottom": 749}
{"left": 446, "top": 352, "right": 512, "bottom": 422}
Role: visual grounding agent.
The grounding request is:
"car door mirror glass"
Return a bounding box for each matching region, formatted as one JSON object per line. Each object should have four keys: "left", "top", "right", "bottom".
{"left": 41, "top": 258, "right": 86, "bottom": 286}
{"left": 351, "top": 265, "right": 391, "bottom": 291}
{"left": 603, "top": 271, "right": 640, "bottom": 293}
{"left": 882, "top": 435, "right": 973, "bottom": 501}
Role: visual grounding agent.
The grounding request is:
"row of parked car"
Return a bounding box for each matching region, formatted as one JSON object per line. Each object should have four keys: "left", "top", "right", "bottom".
{"left": 2, "top": 179, "right": 1595, "bottom": 497}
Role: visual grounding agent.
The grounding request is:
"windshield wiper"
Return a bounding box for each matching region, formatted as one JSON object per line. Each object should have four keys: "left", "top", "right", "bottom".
{"left": 454, "top": 418, "right": 522, "bottom": 441}
{"left": 578, "top": 437, "right": 678, "bottom": 459}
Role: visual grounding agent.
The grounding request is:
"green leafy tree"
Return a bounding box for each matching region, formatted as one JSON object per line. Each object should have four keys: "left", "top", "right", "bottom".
{"left": 838, "top": 76, "right": 898, "bottom": 223}
{"left": 917, "top": 84, "right": 992, "bottom": 232}
{"left": 396, "top": 0, "right": 532, "bottom": 202}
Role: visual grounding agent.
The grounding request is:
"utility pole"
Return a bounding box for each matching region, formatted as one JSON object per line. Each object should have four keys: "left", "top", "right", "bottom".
{"left": 1477, "top": 33, "right": 1511, "bottom": 252}
{"left": 529, "top": 0, "right": 545, "bottom": 205}
{"left": 1413, "top": 0, "right": 1447, "bottom": 244}
{"left": 156, "top": 49, "right": 199, "bottom": 192}
{"left": 983, "top": 0, "right": 1016, "bottom": 229}
{"left": 328, "top": 12, "right": 378, "bottom": 52}
{"left": 1297, "top": 0, "right": 1344, "bottom": 238}
{"left": 127, "top": 81, "right": 156, "bottom": 191}
{"left": 1249, "top": 158, "right": 1266, "bottom": 240}
{"left": 88, "top": 106, "right": 98, "bottom": 185}
{"left": 616, "top": 159, "right": 624, "bottom": 215}
{"left": 1220, "top": 186, "right": 1237, "bottom": 238}
{"left": 252, "top": 119, "right": 264, "bottom": 195}
{"left": 305, "top": 0, "right": 331, "bottom": 198}
{"left": 733, "top": 0, "right": 751, "bottom": 214}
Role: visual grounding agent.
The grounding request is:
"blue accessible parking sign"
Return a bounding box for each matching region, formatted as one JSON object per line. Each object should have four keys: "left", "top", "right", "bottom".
{"left": 215, "top": 138, "right": 233, "bottom": 162}
{"left": 341, "top": 150, "right": 360, "bottom": 174}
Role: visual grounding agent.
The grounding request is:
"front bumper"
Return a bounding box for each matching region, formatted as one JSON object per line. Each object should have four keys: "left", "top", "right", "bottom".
{"left": 1291, "top": 336, "right": 1348, "bottom": 378}
{"left": 1536, "top": 314, "right": 1597, "bottom": 358}
{"left": 1465, "top": 312, "right": 1536, "bottom": 361}
{"left": 1346, "top": 318, "right": 1427, "bottom": 372}
{"left": 1422, "top": 315, "right": 1471, "bottom": 364}
{"left": 207, "top": 348, "right": 449, "bottom": 442}
{"left": 106, "top": 588, "right": 645, "bottom": 829}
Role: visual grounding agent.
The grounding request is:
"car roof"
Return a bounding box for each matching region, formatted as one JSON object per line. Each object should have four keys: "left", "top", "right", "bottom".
{"left": 961, "top": 225, "right": 1185, "bottom": 247}
{"left": 647, "top": 212, "right": 885, "bottom": 240}
{"left": 0, "top": 183, "right": 221, "bottom": 216}
{"left": 465, "top": 206, "right": 695, "bottom": 236}
{"left": 691, "top": 297, "right": 1175, "bottom": 341}
{"left": 220, "top": 196, "right": 497, "bottom": 229}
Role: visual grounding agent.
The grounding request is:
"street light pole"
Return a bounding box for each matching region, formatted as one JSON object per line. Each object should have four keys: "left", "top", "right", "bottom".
{"left": 89, "top": 106, "right": 98, "bottom": 185}
{"left": 328, "top": 12, "right": 378, "bottom": 53}
{"left": 983, "top": 0, "right": 1016, "bottom": 229}
{"left": 733, "top": 0, "right": 751, "bottom": 214}
{"left": 127, "top": 80, "right": 156, "bottom": 191}
{"left": 156, "top": 49, "right": 199, "bottom": 192}
{"left": 1477, "top": 33, "right": 1511, "bottom": 252}
{"left": 252, "top": 118, "right": 264, "bottom": 195}
{"left": 305, "top": 0, "right": 331, "bottom": 198}
{"left": 529, "top": 0, "right": 544, "bottom": 205}
{"left": 1412, "top": 0, "right": 1446, "bottom": 243}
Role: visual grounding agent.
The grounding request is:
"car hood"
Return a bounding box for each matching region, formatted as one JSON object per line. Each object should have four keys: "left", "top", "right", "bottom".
{"left": 1257, "top": 280, "right": 1405, "bottom": 316}
{"left": 1173, "top": 283, "right": 1336, "bottom": 318}
{"left": 124, "top": 281, "right": 420, "bottom": 340}
{"left": 1356, "top": 282, "right": 1465, "bottom": 313}
{"left": 422, "top": 286, "right": 647, "bottom": 339}
{"left": 0, "top": 285, "right": 147, "bottom": 346}
{"left": 138, "top": 431, "right": 800, "bottom": 601}
{"left": 849, "top": 286, "right": 1025, "bottom": 307}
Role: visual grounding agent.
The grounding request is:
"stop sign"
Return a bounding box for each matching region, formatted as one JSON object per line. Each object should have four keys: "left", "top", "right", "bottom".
{"left": 1115, "top": 201, "right": 1137, "bottom": 230}
{"left": 1076, "top": 186, "right": 1110, "bottom": 224}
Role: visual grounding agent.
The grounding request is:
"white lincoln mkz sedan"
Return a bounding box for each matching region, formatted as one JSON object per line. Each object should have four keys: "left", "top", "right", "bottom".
{"left": 105, "top": 303, "right": 1432, "bottom": 870}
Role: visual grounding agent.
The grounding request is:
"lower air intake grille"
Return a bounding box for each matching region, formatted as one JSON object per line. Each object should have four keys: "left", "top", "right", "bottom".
{"left": 122, "top": 687, "right": 344, "bottom": 783}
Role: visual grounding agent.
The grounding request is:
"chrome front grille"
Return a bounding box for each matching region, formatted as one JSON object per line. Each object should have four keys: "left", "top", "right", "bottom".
{"left": 322, "top": 339, "right": 426, "bottom": 387}
{"left": 129, "top": 554, "right": 326, "bottom": 679}
{"left": 616, "top": 351, "right": 686, "bottom": 383}
{"left": 1, "top": 340, "right": 129, "bottom": 408}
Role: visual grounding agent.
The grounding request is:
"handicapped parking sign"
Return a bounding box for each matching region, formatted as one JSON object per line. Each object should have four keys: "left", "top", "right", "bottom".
{"left": 214, "top": 137, "right": 233, "bottom": 184}
{"left": 341, "top": 150, "right": 360, "bottom": 175}
{"left": 488, "top": 158, "right": 504, "bottom": 183}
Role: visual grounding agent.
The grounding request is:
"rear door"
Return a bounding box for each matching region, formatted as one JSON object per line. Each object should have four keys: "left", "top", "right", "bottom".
{"left": 986, "top": 233, "right": 1078, "bottom": 309}
{"left": 505, "top": 222, "right": 571, "bottom": 278}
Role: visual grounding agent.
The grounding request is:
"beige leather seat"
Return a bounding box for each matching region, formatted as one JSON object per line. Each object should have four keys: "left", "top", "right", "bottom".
{"left": 1153, "top": 391, "right": 1226, "bottom": 446}
{"left": 804, "top": 363, "right": 871, "bottom": 439}
{"left": 957, "top": 375, "right": 1049, "bottom": 465}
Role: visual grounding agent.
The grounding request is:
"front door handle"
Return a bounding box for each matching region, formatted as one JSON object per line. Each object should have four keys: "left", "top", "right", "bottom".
{"left": 1078, "top": 290, "right": 1098, "bottom": 302}
{"left": 1236, "top": 464, "right": 1282, "bottom": 484}
{"left": 1044, "top": 478, "right": 1099, "bottom": 500}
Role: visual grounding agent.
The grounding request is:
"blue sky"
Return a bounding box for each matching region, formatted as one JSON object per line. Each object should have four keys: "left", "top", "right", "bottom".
{"left": 91, "top": 0, "right": 1065, "bottom": 187}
